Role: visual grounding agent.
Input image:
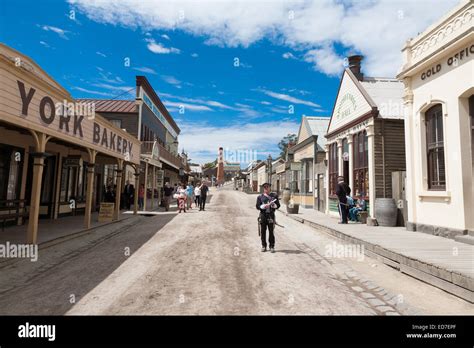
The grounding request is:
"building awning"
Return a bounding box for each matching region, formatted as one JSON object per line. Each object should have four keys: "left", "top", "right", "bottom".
{"left": 0, "top": 43, "right": 141, "bottom": 165}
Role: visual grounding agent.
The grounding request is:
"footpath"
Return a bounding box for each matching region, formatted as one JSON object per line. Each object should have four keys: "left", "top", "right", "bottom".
{"left": 277, "top": 204, "right": 474, "bottom": 303}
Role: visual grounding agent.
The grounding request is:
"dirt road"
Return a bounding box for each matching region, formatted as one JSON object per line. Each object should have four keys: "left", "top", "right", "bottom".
{"left": 0, "top": 187, "right": 471, "bottom": 315}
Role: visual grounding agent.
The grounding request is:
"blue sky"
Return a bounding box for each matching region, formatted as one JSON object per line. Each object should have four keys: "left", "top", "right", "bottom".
{"left": 0, "top": 0, "right": 457, "bottom": 164}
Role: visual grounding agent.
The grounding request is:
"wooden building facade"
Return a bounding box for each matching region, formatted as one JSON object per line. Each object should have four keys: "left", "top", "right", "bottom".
{"left": 325, "top": 56, "right": 406, "bottom": 220}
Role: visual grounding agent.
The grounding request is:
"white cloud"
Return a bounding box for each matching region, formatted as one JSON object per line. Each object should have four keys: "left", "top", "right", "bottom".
{"left": 261, "top": 101, "right": 272, "bottom": 105}
{"left": 304, "top": 45, "right": 344, "bottom": 76}
{"left": 145, "top": 38, "right": 180, "bottom": 54}
{"left": 133, "top": 66, "right": 157, "bottom": 75}
{"left": 162, "top": 75, "right": 181, "bottom": 86}
{"left": 282, "top": 52, "right": 296, "bottom": 59}
{"left": 160, "top": 93, "right": 261, "bottom": 118}
{"left": 257, "top": 89, "right": 320, "bottom": 108}
{"left": 69, "top": 0, "right": 458, "bottom": 77}
{"left": 178, "top": 120, "right": 299, "bottom": 164}
{"left": 91, "top": 83, "right": 135, "bottom": 97}
{"left": 97, "top": 71, "right": 124, "bottom": 84}
{"left": 191, "top": 53, "right": 199, "bottom": 58}
{"left": 161, "top": 34, "right": 170, "bottom": 40}
{"left": 41, "top": 25, "right": 69, "bottom": 40}
{"left": 163, "top": 101, "right": 212, "bottom": 112}
{"left": 39, "top": 41, "right": 50, "bottom": 48}
{"left": 72, "top": 86, "right": 113, "bottom": 97}
{"left": 96, "top": 51, "right": 107, "bottom": 57}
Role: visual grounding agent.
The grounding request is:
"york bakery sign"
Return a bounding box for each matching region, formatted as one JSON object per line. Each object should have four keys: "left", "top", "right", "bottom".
{"left": 17, "top": 80, "right": 134, "bottom": 157}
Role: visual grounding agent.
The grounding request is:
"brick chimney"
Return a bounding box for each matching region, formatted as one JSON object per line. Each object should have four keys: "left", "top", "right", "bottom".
{"left": 348, "top": 55, "right": 364, "bottom": 81}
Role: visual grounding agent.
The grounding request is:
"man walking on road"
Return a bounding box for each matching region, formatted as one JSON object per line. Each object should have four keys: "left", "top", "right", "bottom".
{"left": 199, "top": 182, "right": 209, "bottom": 211}
{"left": 256, "top": 183, "right": 280, "bottom": 253}
{"left": 336, "top": 176, "right": 351, "bottom": 224}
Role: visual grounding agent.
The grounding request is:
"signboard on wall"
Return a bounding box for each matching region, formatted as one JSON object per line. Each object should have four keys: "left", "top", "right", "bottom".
{"left": 0, "top": 44, "right": 141, "bottom": 165}
{"left": 98, "top": 203, "right": 114, "bottom": 222}
{"left": 327, "top": 71, "right": 372, "bottom": 135}
{"left": 156, "top": 170, "right": 164, "bottom": 187}
{"left": 64, "top": 156, "right": 83, "bottom": 167}
{"left": 290, "top": 162, "right": 302, "bottom": 171}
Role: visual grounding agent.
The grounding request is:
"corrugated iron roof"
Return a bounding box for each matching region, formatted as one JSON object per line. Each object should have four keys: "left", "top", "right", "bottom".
{"left": 360, "top": 78, "right": 404, "bottom": 119}
{"left": 77, "top": 99, "right": 137, "bottom": 113}
{"left": 305, "top": 116, "right": 330, "bottom": 148}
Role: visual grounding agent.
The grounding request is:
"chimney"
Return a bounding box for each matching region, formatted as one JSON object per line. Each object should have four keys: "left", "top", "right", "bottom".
{"left": 348, "top": 55, "right": 364, "bottom": 81}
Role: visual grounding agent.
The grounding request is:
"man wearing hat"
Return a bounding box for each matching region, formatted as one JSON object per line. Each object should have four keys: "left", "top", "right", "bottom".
{"left": 336, "top": 176, "right": 351, "bottom": 224}
{"left": 256, "top": 182, "right": 280, "bottom": 253}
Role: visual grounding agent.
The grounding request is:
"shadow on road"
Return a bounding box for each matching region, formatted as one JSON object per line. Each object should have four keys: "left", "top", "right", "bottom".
{"left": 0, "top": 213, "right": 177, "bottom": 315}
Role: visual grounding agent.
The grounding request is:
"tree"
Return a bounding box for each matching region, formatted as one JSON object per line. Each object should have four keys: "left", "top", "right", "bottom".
{"left": 278, "top": 133, "right": 297, "bottom": 157}
{"left": 203, "top": 159, "right": 217, "bottom": 169}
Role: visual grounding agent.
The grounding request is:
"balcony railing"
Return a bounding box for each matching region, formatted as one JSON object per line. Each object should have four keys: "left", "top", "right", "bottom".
{"left": 141, "top": 141, "right": 182, "bottom": 169}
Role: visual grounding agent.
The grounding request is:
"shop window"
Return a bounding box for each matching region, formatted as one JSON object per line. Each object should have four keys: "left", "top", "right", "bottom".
{"left": 40, "top": 155, "right": 56, "bottom": 204}
{"left": 0, "top": 146, "right": 24, "bottom": 204}
{"left": 329, "top": 143, "right": 338, "bottom": 195}
{"left": 353, "top": 131, "right": 368, "bottom": 198}
{"left": 60, "top": 160, "right": 88, "bottom": 203}
{"left": 300, "top": 160, "right": 312, "bottom": 194}
{"left": 109, "top": 119, "right": 122, "bottom": 129}
{"left": 425, "top": 104, "right": 445, "bottom": 190}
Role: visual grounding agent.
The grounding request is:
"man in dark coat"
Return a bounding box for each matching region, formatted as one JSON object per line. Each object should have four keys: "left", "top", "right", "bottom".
{"left": 123, "top": 180, "right": 135, "bottom": 210}
{"left": 199, "top": 182, "right": 209, "bottom": 211}
{"left": 163, "top": 182, "right": 174, "bottom": 212}
{"left": 256, "top": 183, "right": 280, "bottom": 253}
{"left": 335, "top": 176, "right": 351, "bottom": 224}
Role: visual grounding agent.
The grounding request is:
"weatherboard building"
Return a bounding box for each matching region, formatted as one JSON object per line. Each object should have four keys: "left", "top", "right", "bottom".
{"left": 0, "top": 43, "right": 141, "bottom": 244}
{"left": 325, "top": 55, "right": 406, "bottom": 222}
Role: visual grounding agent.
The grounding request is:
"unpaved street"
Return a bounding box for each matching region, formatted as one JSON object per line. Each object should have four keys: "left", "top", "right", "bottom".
{"left": 0, "top": 186, "right": 471, "bottom": 315}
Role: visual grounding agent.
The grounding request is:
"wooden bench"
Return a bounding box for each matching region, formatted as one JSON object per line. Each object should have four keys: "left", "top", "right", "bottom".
{"left": 0, "top": 199, "right": 28, "bottom": 231}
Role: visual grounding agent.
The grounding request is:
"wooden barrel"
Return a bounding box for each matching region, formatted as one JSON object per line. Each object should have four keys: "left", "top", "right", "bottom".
{"left": 287, "top": 204, "right": 299, "bottom": 214}
{"left": 282, "top": 188, "right": 291, "bottom": 205}
{"left": 374, "top": 198, "right": 397, "bottom": 226}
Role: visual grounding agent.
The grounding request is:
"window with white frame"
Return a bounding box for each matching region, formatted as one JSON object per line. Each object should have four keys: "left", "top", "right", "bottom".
{"left": 425, "top": 104, "right": 445, "bottom": 190}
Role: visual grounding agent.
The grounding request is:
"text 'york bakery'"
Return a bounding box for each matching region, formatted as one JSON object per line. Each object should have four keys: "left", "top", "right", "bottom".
{"left": 92, "top": 123, "right": 133, "bottom": 156}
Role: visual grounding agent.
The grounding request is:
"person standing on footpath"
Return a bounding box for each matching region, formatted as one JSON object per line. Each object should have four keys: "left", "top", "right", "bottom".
{"left": 256, "top": 182, "right": 280, "bottom": 253}
{"left": 163, "top": 182, "right": 174, "bottom": 212}
{"left": 336, "top": 176, "right": 351, "bottom": 224}
{"left": 123, "top": 180, "right": 135, "bottom": 210}
{"left": 138, "top": 184, "right": 145, "bottom": 210}
{"left": 199, "top": 182, "right": 209, "bottom": 211}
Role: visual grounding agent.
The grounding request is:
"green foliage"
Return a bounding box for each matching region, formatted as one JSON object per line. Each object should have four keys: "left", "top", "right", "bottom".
{"left": 278, "top": 133, "right": 297, "bottom": 157}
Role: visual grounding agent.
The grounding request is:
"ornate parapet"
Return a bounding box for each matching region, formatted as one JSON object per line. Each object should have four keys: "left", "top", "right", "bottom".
{"left": 409, "top": 1, "right": 473, "bottom": 67}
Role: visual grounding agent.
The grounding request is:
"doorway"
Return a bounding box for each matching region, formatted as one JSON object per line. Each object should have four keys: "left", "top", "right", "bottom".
{"left": 343, "top": 160, "right": 349, "bottom": 185}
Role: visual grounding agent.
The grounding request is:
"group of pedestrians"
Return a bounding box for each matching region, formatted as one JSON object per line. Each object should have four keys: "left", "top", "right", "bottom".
{"left": 335, "top": 176, "right": 367, "bottom": 224}
{"left": 163, "top": 181, "right": 209, "bottom": 213}
{"left": 103, "top": 180, "right": 142, "bottom": 210}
